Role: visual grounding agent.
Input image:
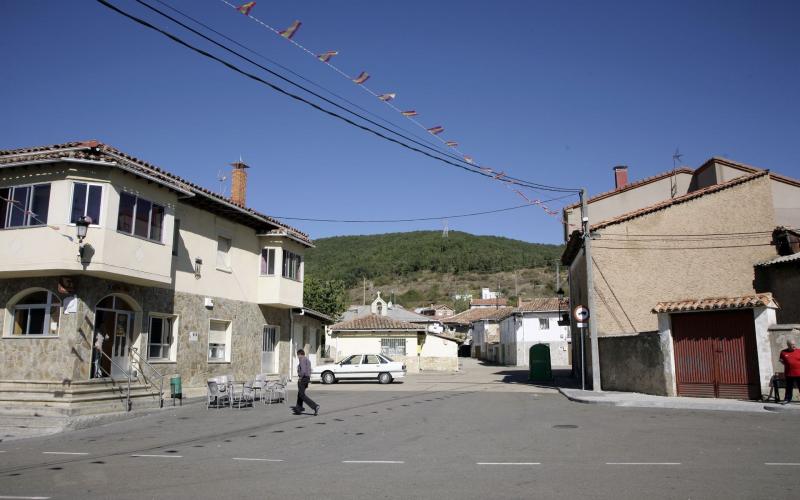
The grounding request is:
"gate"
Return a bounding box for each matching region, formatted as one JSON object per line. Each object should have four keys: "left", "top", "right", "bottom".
{"left": 671, "top": 310, "right": 760, "bottom": 400}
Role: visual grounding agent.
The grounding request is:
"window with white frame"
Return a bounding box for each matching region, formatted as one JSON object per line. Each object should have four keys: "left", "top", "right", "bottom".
{"left": 10, "top": 290, "right": 61, "bottom": 336}
{"left": 216, "top": 236, "right": 232, "bottom": 271}
{"left": 302, "top": 325, "right": 310, "bottom": 349}
{"left": 70, "top": 182, "right": 102, "bottom": 225}
{"left": 148, "top": 315, "right": 176, "bottom": 361}
{"left": 282, "top": 250, "right": 302, "bottom": 280}
{"left": 539, "top": 318, "right": 550, "bottom": 330}
{"left": 262, "top": 325, "right": 277, "bottom": 352}
{"left": 117, "top": 192, "right": 164, "bottom": 242}
{"left": 380, "top": 338, "right": 406, "bottom": 356}
{"left": 260, "top": 248, "right": 276, "bottom": 275}
{"left": 208, "top": 319, "right": 232, "bottom": 362}
{"left": 0, "top": 184, "right": 51, "bottom": 229}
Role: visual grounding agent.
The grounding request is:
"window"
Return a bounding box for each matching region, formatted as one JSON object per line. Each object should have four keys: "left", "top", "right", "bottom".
{"left": 262, "top": 325, "right": 277, "bottom": 352}
{"left": 216, "top": 236, "right": 232, "bottom": 270}
{"left": 282, "top": 250, "right": 302, "bottom": 280}
{"left": 171, "top": 219, "right": 180, "bottom": 256}
{"left": 260, "top": 248, "right": 276, "bottom": 275}
{"left": 117, "top": 192, "right": 164, "bottom": 242}
{"left": 148, "top": 316, "right": 175, "bottom": 361}
{"left": 539, "top": 318, "right": 550, "bottom": 330}
{"left": 208, "top": 319, "right": 232, "bottom": 362}
{"left": 381, "top": 338, "right": 406, "bottom": 357}
{"left": 302, "top": 325, "right": 310, "bottom": 348}
{"left": 10, "top": 290, "right": 61, "bottom": 336}
{"left": 364, "top": 354, "right": 381, "bottom": 365}
{"left": 70, "top": 182, "right": 102, "bottom": 225}
{"left": 1, "top": 184, "right": 50, "bottom": 229}
{"left": 340, "top": 355, "right": 362, "bottom": 365}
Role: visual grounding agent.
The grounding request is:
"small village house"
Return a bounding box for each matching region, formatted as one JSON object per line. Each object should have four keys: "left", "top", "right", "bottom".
{"left": 0, "top": 141, "right": 327, "bottom": 412}
{"left": 498, "top": 298, "right": 571, "bottom": 367}
{"left": 562, "top": 158, "right": 800, "bottom": 399}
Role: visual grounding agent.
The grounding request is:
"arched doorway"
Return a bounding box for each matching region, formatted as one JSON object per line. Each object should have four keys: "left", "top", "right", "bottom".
{"left": 92, "top": 295, "right": 138, "bottom": 379}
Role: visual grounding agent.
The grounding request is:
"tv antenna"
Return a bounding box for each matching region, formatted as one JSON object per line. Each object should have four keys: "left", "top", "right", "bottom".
{"left": 217, "top": 170, "right": 228, "bottom": 197}
{"left": 670, "top": 148, "right": 683, "bottom": 198}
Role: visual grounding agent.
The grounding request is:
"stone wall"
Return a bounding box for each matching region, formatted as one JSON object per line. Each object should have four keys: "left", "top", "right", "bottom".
{"left": 0, "top": 275, "right": 297, "bottom": 390}
{"left": 598, "top": 332, "right": 669, "bottom": 395}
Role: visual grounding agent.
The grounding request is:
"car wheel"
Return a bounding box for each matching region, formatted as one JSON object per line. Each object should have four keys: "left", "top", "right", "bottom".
{"left": 322, "top": 371, "right": 336, "bottom": 385}
{"left": 378, "top": 372, "right": 393, "bottom": 384}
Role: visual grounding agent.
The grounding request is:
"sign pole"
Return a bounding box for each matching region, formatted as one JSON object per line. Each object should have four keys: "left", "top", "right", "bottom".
{"left": 573, "top": 305, "right": 590, "bottom": 391}
{"left": 580, "top": 326, "right": 586, "bottom": 390}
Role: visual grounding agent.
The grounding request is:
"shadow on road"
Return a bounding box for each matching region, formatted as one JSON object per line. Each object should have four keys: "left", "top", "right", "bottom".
{"left": 479, "top": 362, "right": 579, "bottom": 390}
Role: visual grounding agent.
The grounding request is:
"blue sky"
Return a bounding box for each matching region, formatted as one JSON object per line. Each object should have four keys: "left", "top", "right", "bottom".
{"left": 1, "top": 0, "right": 798, "bottom": 244}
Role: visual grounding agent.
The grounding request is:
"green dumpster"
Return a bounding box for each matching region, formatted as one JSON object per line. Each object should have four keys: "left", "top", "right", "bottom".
{"left": 170, "top": 375, "right": 182, "bottom": 406}
{"left": 529, "top": 344, "right": 552, "bottom": 382}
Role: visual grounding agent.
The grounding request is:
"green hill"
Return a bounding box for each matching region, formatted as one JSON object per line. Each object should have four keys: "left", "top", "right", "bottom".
{"left": 304, "top": 231, "right": 565, "bottom": 309}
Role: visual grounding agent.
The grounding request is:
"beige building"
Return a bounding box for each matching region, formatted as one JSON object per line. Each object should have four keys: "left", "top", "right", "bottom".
{"left": 562, "top": 158, "right": 800, "bottom": 400}
{"left": 0, "top": 141, "right": 328, "bottom": 413}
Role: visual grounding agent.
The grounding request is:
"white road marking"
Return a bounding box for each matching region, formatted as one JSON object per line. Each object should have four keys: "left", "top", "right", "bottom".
{"left": 232, "top": 458, "right": 284, "bottom": 462}
{"left": 0, "top": 451, "right": 6, "bottom": 453}
{"left": 130, "top": 454, "right": 183, "bottom": 458}
{"left": 0, "top": 496, "right": 51, "bottom": 499}
{"left": 342, "top": 460, "right": 404, "bottom": 464}
{"left": 43, "top": 452, "right": 89, "bottom": 456}
{"left": 606, "top": 462, "right": 681, "bottom": 465}
{"left": 477, "top": 462, "right": 541, "bottom": 465}
{"left": 765, "top": 463, "right": 800, "bottom": 466}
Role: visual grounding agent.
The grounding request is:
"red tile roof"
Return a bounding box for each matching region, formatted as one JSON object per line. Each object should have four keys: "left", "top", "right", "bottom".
{"left": 563, "top": 167, "right": 694, "bottom": 210}
{"left": 470, "top": 298, "right": 508, "bottom": 306}
{"left": 330, "top": 314, "right": 426, "bottom": 332}
{"left": 516, "top": 298, "right": 563, "bottom": 313}
{"left": 699, "top": 157, "right": 800, "bottom": 189}
{"left": 591, "top": 170, "right": 769, "bottom": 231}
{"left": 652, "top": 293, "right": 779, "bottom": 313}
{"left": 443, "top": 307, "right": 514, "bottom": 325}
{"left": 0, "top": 141, "right": 312, "bottom": 245}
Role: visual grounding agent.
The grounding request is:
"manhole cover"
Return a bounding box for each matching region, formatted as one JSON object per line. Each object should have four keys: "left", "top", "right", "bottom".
{"left": 553, "top": 424, "right": 578, "bottom": 429}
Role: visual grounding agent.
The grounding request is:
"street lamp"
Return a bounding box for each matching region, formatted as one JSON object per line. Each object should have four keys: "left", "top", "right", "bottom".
{"left": 76, "top": 216, "right": 91, "bottom": 260}
{"left": 556, "top": 287, "right": 569, "bottom": 326}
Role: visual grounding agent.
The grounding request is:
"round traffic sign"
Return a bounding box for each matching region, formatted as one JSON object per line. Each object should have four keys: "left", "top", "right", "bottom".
{"left": 573, "top": 305, "right": 589, "bottom": 322}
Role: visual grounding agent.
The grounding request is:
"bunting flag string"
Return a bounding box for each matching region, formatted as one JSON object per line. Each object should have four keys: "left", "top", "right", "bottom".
{"left": 225, "top": 0, "right": 568, "bottom": 221}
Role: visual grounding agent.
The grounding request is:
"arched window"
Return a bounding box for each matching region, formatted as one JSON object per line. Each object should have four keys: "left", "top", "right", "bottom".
{"left": 12, "top": 290, "right": 61, "bottom": 336}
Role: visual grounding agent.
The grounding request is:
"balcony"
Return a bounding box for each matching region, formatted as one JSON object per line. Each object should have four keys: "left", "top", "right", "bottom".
{"left": 257, "top": 275, "right": 303, "bottom": 308}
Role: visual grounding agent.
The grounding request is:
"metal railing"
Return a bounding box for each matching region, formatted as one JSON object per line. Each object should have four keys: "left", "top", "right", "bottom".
{"left": 94, "top": 349, "right": 132, "bottom": 412}
{"left": 129, "top": 347, "right": 165, "bottom": 408}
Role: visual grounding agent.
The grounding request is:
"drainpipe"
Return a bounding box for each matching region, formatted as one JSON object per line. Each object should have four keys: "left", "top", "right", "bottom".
{"left": 288, "top": 310, "right": 295, "bottom": 382}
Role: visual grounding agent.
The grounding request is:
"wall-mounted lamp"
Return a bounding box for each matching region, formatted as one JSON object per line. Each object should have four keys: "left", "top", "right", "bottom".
{"left": 194, "top": 257, "right": 203, "bottom": 279}
{"left": 76, "top": 216, "right": 92, "bottom": 260}
{"left": 556, "top": 287, "right": 570, "bottom": 326}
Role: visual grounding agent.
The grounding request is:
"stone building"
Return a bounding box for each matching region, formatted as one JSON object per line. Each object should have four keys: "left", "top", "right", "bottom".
{"left": 0, "top": 141, "right": 327, "bottom": 413}
{"left": 562, "top": 158, "right": 800, "bottom": 400}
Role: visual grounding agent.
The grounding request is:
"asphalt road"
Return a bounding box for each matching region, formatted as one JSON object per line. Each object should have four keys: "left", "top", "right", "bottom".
{"left": 0, "top": 369, "right": 798, "bottom": 499}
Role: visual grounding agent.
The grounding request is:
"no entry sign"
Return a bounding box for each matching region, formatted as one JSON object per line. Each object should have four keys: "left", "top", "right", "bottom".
{"left": 573, "top": 305, "right": 589, "bottom": 327}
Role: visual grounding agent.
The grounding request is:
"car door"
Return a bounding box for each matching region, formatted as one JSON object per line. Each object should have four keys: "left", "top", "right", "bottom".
{"left": 361, "top": 355, "right": 382, "bottom": 378}
{"left": 336, "top": 355, "right": 363, "bottom": 379}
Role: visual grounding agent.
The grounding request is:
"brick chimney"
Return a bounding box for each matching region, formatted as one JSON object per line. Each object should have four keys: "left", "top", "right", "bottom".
{"left": 230, "top": 159, "right": 250, "bottom": 206}
{"left": 613, "top": 165, "right": 629, "bottom": 190}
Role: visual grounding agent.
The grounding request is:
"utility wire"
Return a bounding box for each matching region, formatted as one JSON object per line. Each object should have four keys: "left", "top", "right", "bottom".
{"left": 270, "top": 197, "right": 574, "bottom": 223}
{"left": 593, "top": 242, "right": 773, "bottom": 250}
{"left": 598, "top": 230, "right": 774, "bottom": 237}
{"left": 100, "top": 0, "right": 578, "bottom": 194}
{"left": 149, "top": 0, "right": 444, "bottom": 157}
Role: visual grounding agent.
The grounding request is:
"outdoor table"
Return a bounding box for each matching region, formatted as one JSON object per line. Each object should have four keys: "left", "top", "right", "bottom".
{"left": 226, "top": 381, "right": 246, "bottom": 408}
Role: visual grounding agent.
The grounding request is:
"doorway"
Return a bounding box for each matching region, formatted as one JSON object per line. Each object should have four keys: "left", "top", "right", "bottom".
{"left": 261, "top": 325, "right": 278, "bottom": 374}
{"left": 93, "top": 295, "right": 136, "bottom": 379}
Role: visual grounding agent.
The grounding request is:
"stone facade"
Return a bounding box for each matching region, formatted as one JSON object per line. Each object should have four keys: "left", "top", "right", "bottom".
{"left": 0, "top": 275, "right": 309, "bottom": 393}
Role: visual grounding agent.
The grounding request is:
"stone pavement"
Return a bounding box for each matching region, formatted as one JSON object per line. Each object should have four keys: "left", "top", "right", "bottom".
{"left": 560, "top": 387, "right": 800, "bottom": 413}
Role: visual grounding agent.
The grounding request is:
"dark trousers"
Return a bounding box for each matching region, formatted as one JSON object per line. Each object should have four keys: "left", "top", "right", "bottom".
{"left": 296, "top": 376, "right": 317, "bottom": 410}
{"left": 785, "top": 376, "right": 799, "bottom": 402}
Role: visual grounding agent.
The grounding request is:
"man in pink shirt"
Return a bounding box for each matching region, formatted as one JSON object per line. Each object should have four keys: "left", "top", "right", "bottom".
{"left": 779, "top": 334, "right": 800, "bottom": 405}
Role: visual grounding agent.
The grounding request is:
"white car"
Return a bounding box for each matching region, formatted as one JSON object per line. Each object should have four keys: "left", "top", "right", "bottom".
{"left": 312, "top": 354, "right": 406, "bottom": 385}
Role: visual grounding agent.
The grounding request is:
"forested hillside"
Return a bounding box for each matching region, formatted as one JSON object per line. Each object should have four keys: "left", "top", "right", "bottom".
{"left": 304, "top": 231, "right": 563, "bottom": 287}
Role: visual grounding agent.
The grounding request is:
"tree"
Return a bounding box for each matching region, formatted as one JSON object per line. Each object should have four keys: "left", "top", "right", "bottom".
{"left": 303, "top": 276, "right": 347, "bottom": 319}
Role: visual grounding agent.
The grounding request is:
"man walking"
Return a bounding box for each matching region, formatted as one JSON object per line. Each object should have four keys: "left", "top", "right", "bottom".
{"left": 779, "top": 334, "right": 800, "bottom": 405}
{"left": 293, "top": 349, "right": 319, "bottom": 415}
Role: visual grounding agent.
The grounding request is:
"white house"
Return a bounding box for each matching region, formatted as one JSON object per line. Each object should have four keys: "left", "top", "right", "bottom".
{"left": 499, "top": 298, "right": 571, "bottom": 367}
{"left": 0, "top": 141, "right": 327, "bottom": 412}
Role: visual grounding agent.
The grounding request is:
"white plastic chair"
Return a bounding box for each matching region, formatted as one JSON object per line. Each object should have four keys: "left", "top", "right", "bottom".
{"left": 207, "top": 380, "right": 229, "bottom": 409}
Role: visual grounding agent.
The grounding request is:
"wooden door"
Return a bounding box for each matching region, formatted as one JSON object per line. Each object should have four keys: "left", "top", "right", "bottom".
{"left": 672, "top": 310, "right": 760, "bottom": 400}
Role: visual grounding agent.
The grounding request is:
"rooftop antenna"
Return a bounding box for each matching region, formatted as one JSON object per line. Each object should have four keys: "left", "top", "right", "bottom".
{"left": 216, "top": 170, "right": 228, "bottom": 197}
{"left": 670, "top": 148, "right": 683, "bottom": 198}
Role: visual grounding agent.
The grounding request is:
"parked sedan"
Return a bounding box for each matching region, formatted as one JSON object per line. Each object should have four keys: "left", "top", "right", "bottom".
{"left": 311, "top": 354, "right": 406, "bottom": 384}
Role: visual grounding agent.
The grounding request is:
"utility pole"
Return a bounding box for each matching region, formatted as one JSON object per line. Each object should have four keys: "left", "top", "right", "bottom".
{"left": 555, "top": 261, "right": 560, "bottom": 292}
{"left": 580, "top": 188, "right": 602, "bottom": 392}
{"left": 363, "top": 276, "right": 366, "bottom": 306}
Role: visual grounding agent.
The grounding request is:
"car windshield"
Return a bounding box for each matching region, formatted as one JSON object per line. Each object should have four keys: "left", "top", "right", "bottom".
{"left": 340, "top": 355, "right": 361, "bottom": 365}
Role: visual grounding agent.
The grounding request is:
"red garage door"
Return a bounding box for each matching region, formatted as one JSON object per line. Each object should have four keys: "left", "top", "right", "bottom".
{"left": 671, "top": 310, "right": 760, "bottom": 400}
